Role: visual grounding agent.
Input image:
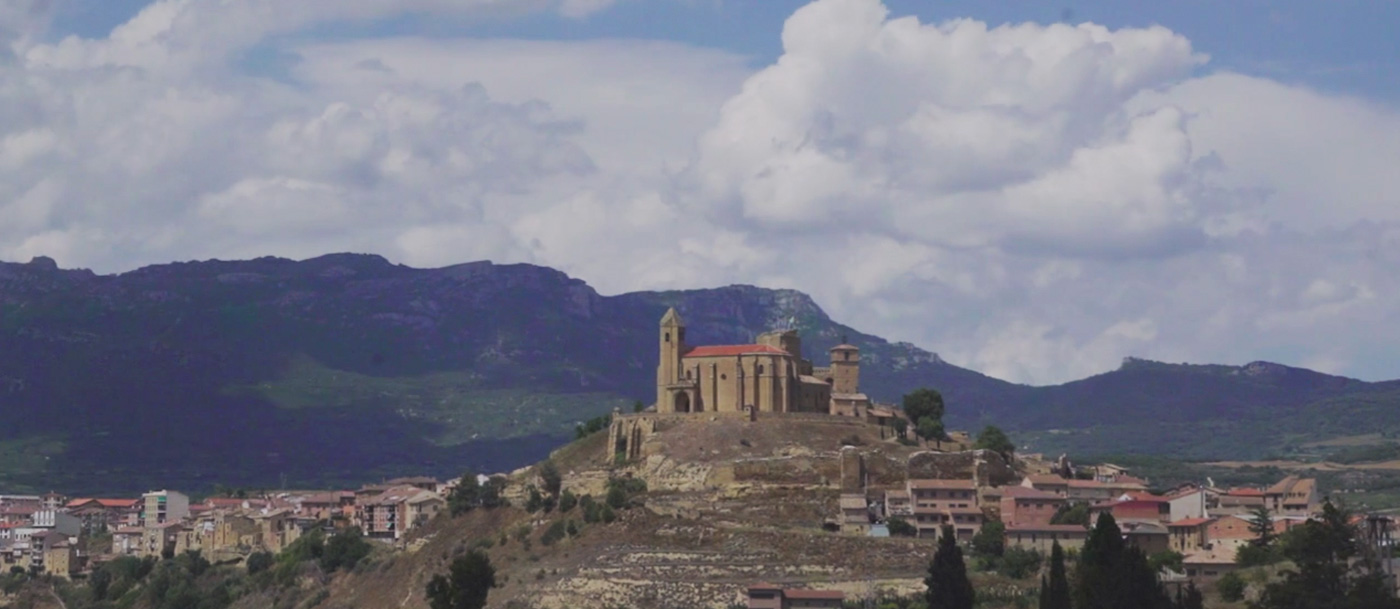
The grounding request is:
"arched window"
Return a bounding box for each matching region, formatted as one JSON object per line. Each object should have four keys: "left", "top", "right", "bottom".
{"left": 757, "top": 365, "right": 765, "bottom": 375}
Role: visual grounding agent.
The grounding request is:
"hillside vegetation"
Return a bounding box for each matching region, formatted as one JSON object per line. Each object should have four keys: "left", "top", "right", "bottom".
{"left": 2, "top": 254, "right": 1400, "bottom": 493}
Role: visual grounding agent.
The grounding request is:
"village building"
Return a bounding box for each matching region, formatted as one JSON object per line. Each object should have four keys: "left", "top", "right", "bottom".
{"left": 359, "top": 485, "right": 444, "bottom": 540}
{"left": 747, "top": 584, "right": 845, "bottom": 609}
{"left": 1167, "top": 486, "right": 1209, "bottom": 522}
{"left": 65, "top": 498, "right": 141, "bottom": 533}
{"left": 1182, "top": 550, "right": 1239, "bottom": 579}
{"left": 1265, "top": 476, "right": 1319, "bottom": 517}
{"left": 1089, "top": 494, "right": 1170, "bottom": 524}
{"left": 907, "top": 479, "right": 982, "bottom": 540}
{"left": 1000, "top": 486, "right": 1066, "bottom": 527}
{"left": 141, "top": 490, "right": 190, "bottom": 527}
{"left": 838, "top": 494, "right": 870, "bottom": 535}
{"left": 1004, "top": 523, "right": 1090, "bottom": 553}
{"left": 1167, "top": 518, "right": 1215, "bottom": 553}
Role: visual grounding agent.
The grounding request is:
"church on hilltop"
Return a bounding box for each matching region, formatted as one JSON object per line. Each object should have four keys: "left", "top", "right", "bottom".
{"left": 654, "top": 308, "right": 873, "bottom": 416}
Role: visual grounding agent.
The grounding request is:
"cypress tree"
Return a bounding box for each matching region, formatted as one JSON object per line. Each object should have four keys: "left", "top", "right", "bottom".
{"left": 1075, "top": 513, "right": 1170, "bottom": 609}
{"left": 1039, "top": 541, "right": 1071, "bottom": 609}
{"left": 925, "top": 524, "right": 976, "bottom": 609}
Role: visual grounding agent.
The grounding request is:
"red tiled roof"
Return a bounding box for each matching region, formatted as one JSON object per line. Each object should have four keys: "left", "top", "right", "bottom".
{"left": 1227, "top": 488, "right": 1265, "bottom": 497}
{"left": 683, "top": 344, "right": 789, "bottom": 357}
{"left": 1169, "top": 518, "right": 1216, "bottom": 528}
{"left": 97, "top": 499, "right": 140, "bottom": 508}
{"left": 1006, "top": 523, "right": 1090, "bottom": 533}
{"left": 1024, "top": 475, "right": 1069, "bottom": 485}
{"left": 1003, "top": 487, "right": 1064, "bottom": 500}
{"left": 783, "top": 589, "right": 845, "bottom": 600}
{"left": 909, "top": 479, "right": 975, "bottom": 490}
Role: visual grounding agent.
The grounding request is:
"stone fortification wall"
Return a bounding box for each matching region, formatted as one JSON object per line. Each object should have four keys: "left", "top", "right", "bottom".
{"left": 907, "top": 449, "right": 1017, "bottom": 487}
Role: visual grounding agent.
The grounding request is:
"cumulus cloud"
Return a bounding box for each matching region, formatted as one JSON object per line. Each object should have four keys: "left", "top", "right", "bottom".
{"left": 2, "top": 0, "right": 1400, "bottom": 385}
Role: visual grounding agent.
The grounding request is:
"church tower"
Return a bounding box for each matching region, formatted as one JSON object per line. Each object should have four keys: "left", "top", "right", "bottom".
{"left": 829, "top": 337, "right": 860, "bottom": 395}
{"left": 657, "top": 308, "right": 686, "bottom": 408}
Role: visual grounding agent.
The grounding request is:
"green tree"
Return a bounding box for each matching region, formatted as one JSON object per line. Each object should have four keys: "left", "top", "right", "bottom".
{"left": 1216, "top": 571, "right": 1245, "bottom": 602}
{"left": 1148, "top": 550, "right": 1184, "bottom": 574}
{"left": 1176, "top": 581, "right": 1205, "bottom": 609}
{"left": 973, "top": 425, "right": 1015, "bottom": 461}
{"left": 1254, "top": 499, "right": 1400, "bottom": 609}
{"left": 525, "top": 486, "right": 544, "bottom": 513}
{"left": 321, "top": 527, "right": 372, "bottom": 573}
{"left": 426, "top": 550, "right": 496, "bottom": 609}
{"left": 1248, "top": 505, "right": 1276, "bottom": 546}
{"left": 1038, "top": 541, "right": 1071, "bottom": 609}
{"left": 997, "top": 547, "right": 1042, "bottom": 579}
{"left": 245, "top": 551, "right": 274, "bottom": 575}
{"left": 559, "top": 489, "right": 578, "bottom": 513}
{"left": 924, "top": 525, "right": 975, "bottom": 609}
{"left": 902, "top": 388, "right": 945, "bottom": 426}
{"left": 606, "top": 485, "right": 627, "bottom": 509}
{"left": 916, "top": 417, "right": 945, "bottom": 444}
{"left": 633, "top": 400, "right": 645, "bottom": 413}
{"left": 887, "top": 517, "right": 916, "bottom": 537}
{"left": 1050, "top": 502, "right": 1090, "bottom": 526}
{"left": 539, "top": 461, "right": 563, "bottom": 497}
{"left": 891, "top": 417, "right": 909, "bottom": 438}
{"left": 971, "top": 520, "right": 1005, "bottom": 558}
{"left": 449, "top": 471, "right": 481, "bottom": 516}
{"left": 479, "top": 476, "right": 505, "bottom": 508}
{"left": 1075, "top": 513, "right": 1171, "bottom": 609}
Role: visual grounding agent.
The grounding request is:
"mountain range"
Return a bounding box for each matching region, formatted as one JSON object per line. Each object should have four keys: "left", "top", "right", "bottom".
{"left": 1, "top": 253, "right": 1397, "bottom": 494}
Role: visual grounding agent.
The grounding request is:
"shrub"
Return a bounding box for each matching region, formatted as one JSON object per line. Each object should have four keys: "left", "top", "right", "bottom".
{"left": 245, "top": 551, "right": 274, "bottom": 575}
{"left": 887, "top": 517, "right": 916, "bottom": 537}
{"left": 600, "top": 504, "right": 616, "bottom": 524}
{"left": 1218, "top": 571, "right": 1246, "bottom": 602}
{"left": 321, "top": 527, "right": 372, "bottom": 573}
{"left": 540, "top": 521, "right": 568, "bottom": 546}
{"left": 996, "top": 547, "right": 1042, "bottom": 579}
{"left": 559, "top": 489, "right": 578, "bottom": 513}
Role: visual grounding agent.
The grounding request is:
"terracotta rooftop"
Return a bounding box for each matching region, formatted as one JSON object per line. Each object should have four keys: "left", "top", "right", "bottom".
{"left": 1168, "top": 518, "right": 1216, "bottom": 528}
{"left": 782, "top": 589, "right": 846, "bottom": 600}
{"left": 683, "top": 344, "right": 790, "bottom": 358}
{"left": 1024, "top": 474, "right": 1069, "bottom": 485}
{"left": 1006, "top": 523, "right": 1090, "bottom": 533}
{"left": 1003, "top": 486, "right": 1064, "bottom": 500}
{"left": 908, "top": 479, "right": 976, "bottom": 490}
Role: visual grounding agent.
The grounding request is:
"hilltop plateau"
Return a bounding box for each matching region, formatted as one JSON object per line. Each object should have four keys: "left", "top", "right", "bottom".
{"left": 2, "top": 253, "right": 1400, "bottom": 493}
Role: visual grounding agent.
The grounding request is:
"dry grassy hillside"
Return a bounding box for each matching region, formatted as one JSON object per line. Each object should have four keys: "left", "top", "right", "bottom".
{"left": 309, "top": 417, "right": 1011, "bottom": 609}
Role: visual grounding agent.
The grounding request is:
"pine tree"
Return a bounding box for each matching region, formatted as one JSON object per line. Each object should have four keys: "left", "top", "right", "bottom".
{"left": 1038, "top": 541, "right": 1071, "bottom": 609}
{"left": 925, "top": 524, "right": 975, "bottom": 609}
{"left": 1075, "top": 513, "right": 1170, "bottom": 609}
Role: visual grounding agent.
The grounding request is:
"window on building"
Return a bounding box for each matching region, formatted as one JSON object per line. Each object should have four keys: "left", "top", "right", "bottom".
{"left": 721, "top": 374, "right": 727, "bottom": 380}
{"left": 757, "top": 365, "right": 765, "bottom": 374}
{"left": 664, "top": 333, "right": 670, "bottom": 342}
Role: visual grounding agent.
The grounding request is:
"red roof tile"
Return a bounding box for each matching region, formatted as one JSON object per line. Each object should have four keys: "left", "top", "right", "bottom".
{"left": 683, "top": 344, "right": 789, "bottom": 357}
{"left": 909, "top": 479, "right": 976, "bottom": 490}
{"left": 783, "top": 589, "right": 846, "bottom": 600}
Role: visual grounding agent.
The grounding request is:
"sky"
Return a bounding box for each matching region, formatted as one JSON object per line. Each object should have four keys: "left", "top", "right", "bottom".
{"left": 3, "top": 0, "right": 1400, "bottom": 386}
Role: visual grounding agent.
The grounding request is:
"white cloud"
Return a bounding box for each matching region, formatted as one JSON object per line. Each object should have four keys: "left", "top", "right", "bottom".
{"left": 3, "top": 0, "right": 1400, "bottom": 386}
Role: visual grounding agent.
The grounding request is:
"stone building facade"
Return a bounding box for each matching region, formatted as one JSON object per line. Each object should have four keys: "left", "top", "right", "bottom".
{"left": 654, "top": 308, "right": 866, "bottom": 415}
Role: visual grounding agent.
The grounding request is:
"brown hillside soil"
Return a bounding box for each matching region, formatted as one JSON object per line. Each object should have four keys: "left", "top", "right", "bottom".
{"left": 318, "top": 417, "right": 980, "bottom": 609}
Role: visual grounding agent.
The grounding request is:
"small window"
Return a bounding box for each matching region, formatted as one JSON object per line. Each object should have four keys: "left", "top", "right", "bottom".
{"left": 664, "top": 332, "right": 670, "bottom": 343}
{"left": 721, "top": 374, "right": 727, "bottom": 380}
{"left": 757, "top": 365, "right": 765, "bottom": 374}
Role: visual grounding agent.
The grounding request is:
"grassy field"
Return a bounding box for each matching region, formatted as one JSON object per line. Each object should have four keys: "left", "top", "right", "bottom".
{"left": 0, "top": 436, "right": 66, "bottom": 492}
